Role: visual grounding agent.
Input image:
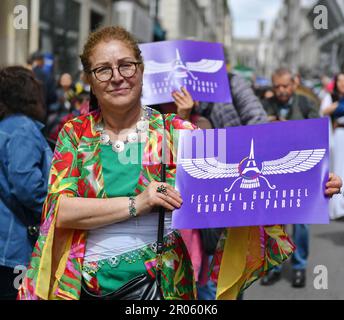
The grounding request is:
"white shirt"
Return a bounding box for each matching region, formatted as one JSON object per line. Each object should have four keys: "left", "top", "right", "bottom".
{"left": 84, "top": 212, "right": 172, "bottom": 263}
{"left": 320, "top": 93, "right": 344, "bottom": 124}
{"left": 320, "top": 93, "right": 332, "bottom": 115}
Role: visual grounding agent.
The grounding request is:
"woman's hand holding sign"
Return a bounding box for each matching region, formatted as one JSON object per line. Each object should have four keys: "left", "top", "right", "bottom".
{"left": 136, "top": 181, "right": 183, "bottom": 215}
{"left": 172, "top": 86, "right": 195, "bottom": 121}
{"left": 325, "top": 173, "right": 343, "bottom": 198}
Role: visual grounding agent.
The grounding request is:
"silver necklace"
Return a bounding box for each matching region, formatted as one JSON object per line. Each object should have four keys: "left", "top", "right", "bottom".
{"left": 96, "top": 106, "right": 149, "bottom": 153}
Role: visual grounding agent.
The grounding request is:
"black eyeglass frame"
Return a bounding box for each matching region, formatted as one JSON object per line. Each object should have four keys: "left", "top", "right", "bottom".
{"left": 90, "top": 61, "right": 142, "bottom": 82}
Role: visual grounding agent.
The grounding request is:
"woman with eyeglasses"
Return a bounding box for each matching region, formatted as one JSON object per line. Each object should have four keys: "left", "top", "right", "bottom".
{"left": 18, "top": 26, "right": 196, "bottom": 300}
{"left": 17, "top": 26, "right": 343, "bottom": 300}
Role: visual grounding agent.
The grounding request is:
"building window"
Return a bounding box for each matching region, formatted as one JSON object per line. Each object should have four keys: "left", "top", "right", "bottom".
{"left": 39, "top": 0, "right": 81, "bottom": 76}
{"left": 91, "top": 10, "right": 104, "bottom": 32}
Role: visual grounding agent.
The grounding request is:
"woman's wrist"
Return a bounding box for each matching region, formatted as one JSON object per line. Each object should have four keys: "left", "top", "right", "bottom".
{"left": 177, "top": 108, "right": 192, "bottom": 121}
{"left": 131, "top": 194, "right": 148, "bottom": 217}
{"left": 340, "top": 183, "right": 344, "bottom": 198}
{"left": 128, "top": 196, "right": 137, "bottom": 217}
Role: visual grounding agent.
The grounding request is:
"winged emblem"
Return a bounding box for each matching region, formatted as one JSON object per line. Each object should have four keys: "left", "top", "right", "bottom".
{"left": 179, "top": 139, "right": 326, "bottom": 192}
{"left": 144, "top": 49, "right": 224, "bottom": 81}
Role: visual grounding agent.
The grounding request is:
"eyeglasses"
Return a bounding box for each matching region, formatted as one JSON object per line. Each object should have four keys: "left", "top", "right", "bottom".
{"left": 90, "top": 61, "right": 142, "bottom": 82}
{"left": 273, "top": 83, "right": 292, "bottom": 90}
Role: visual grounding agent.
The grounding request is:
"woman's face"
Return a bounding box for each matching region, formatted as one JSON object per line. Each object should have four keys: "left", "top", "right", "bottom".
{"left": 336, "top": 74, "right": 344, "bottom": 95}
{"left": 88, "top": 40, "right": 143, "bottom": 111}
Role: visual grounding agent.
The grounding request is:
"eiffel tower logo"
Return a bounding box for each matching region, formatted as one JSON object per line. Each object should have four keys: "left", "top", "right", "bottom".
{"left": 241, "top": 139, "right": 260, "bottom": 175}
{"left": 144, "top": 48, "right": 224, "bottom": 81}
{"left": 238, "top": 139, "right": 262, "bottom": 189}
{"left": 180, "top": 138, "right": 326, "bottom": 192}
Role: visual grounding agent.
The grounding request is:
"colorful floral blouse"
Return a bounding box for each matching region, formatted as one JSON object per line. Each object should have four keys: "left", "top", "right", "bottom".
{"left": 18, "top": 107, "right": 295, "bottom": 300}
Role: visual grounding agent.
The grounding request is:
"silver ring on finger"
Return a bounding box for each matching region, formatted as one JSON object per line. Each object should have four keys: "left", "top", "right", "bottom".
{"left": 156, "top": 184, "right": 168, "bottom": 196}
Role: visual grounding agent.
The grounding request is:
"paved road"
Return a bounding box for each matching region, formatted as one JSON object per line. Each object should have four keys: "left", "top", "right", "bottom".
{"left": 244, "top": 220, "right": 344, "bottom": 300}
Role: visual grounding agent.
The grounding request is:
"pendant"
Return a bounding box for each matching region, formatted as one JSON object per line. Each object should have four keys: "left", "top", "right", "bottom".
{"left": 109, "top": 256, "right": 119, "bottom": 267}
{"left": 127, "top": 132, "right": 139, "bottom": 143}
{"left": 112, "top": 140, "right": 125, "bottom": 153}
{"left": 95, "top": 123, "right": 103, "bottom": 131}
{"left": 136, "top": 120, "right": 149, "bottom": 132}
{"left": 139, "top": 132, "right": 148, "bottom": 142}
{"left": 100, "top": 133, "right": 110, "bottom": 144}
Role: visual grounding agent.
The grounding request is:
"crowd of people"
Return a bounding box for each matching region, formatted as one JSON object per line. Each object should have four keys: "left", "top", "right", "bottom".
{"left": 0, "top": 25, "right": 343, "bottom": 301}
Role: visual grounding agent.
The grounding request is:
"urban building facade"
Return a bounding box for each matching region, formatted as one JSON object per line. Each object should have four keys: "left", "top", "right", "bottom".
{"left": 311, "top": 0, "right": 344, "bottom": 75}
{"left": 232, "top": 37, "right": 260, "bottom": 70}
{"left": 0, "top": 0, "right": 38, "bottom": 68}
{"left": 263, "top": 0, "right": 321, "bottom": 78}
{"left": 40, "top": 0, "right": 113, "bottom": 75}
{"left": 298, "top": 6, "right": 320, "bottom": 76}
{"left": 232, "top": 20, "right": 267, "bottom": 77}
{"left": 158, "top": 0, "right": 232, "bottom": 61}
{"left": 263, "top": 0, "right": 344, "bottom": 79}
{"left": 0, "top": 0, "right": 232, "bottom": 75}
{"left": 112, "top": 0, "right": 154, "bottom": 43}
{"left": 0, "top": 0, "right": 113, "bottom": 76}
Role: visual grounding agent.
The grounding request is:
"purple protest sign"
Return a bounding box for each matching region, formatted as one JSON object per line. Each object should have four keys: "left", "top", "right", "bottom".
{"left": 139, "top": 40, "right": 232, "bottom": 105}
{"left": 173, "top": 118, "right": 329, "bottom": 229}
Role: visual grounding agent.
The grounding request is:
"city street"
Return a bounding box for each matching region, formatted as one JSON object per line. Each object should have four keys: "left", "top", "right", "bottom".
{"left": 245, "top": 218, "right": 344, "bottom": 300}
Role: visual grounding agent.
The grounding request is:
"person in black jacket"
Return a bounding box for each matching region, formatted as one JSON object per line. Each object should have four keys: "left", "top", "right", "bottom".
{"left": 262, "top": 68, "right": 319, "bottom": 121}
{"left": 199, "top": 73, "right": 268, "bottom": 128}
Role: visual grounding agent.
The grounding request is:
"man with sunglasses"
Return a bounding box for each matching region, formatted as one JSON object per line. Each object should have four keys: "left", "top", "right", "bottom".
{"left": 261, "top": 68, "right": 319, "bottom": 288}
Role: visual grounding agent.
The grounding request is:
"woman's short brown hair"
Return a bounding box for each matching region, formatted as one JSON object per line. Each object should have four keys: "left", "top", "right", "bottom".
{"left": 80, "top": 26, "right": 143, "bottom": 73}
{"left": 0, "top": 66, "right": 45, "bottom": 122}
